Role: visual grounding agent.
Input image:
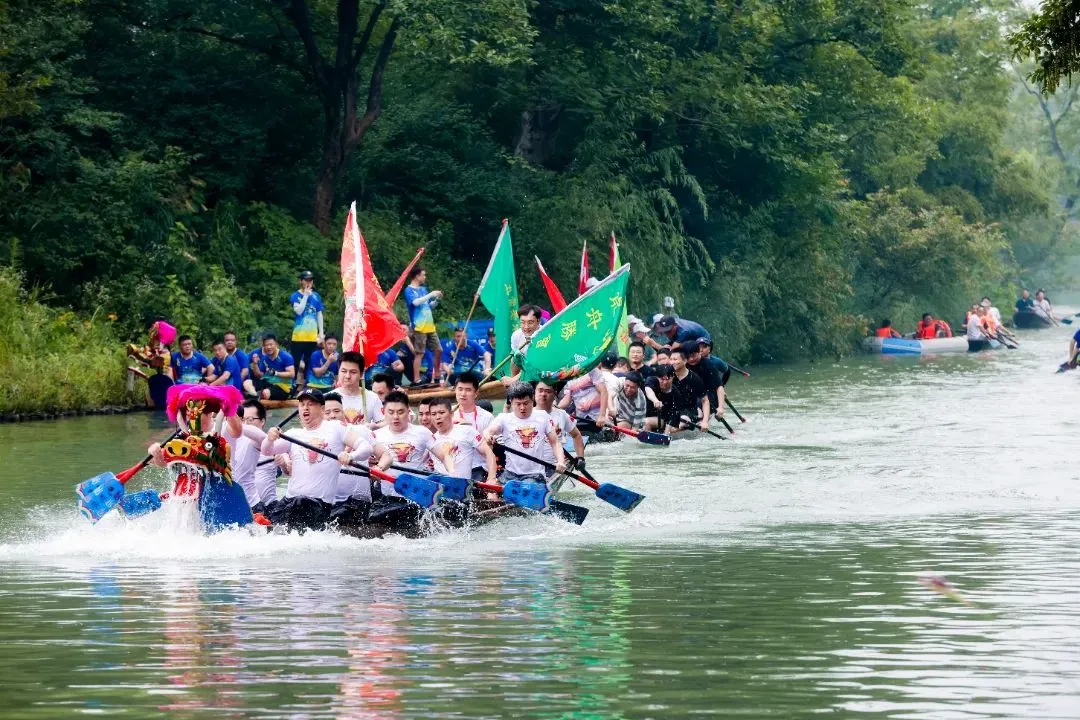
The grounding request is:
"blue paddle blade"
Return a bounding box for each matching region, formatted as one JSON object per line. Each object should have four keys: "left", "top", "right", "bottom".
{"left": 502, "top": 480, "right": 552, "bottom": 512}
{"left": 75, "top": 472, "right": 125, "bottom": 522}
{"left": 596, "top": 483, "right": 645, "bottom": 513}
{"left": 636, "top": 430, "right": 670, "bottom": 446}
{"left": 428, "top": 473, "right": 471, "bottom": 501}
{"left": 394, "top": 474, "right": 444, "bottom": 509}
{"left": 117, "top": 489, "right": 163, "bottom": 519}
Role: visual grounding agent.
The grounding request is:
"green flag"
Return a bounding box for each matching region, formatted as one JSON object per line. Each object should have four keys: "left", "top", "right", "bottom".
{"left": 516, "top": 264, "right": 631, "bottom": 383}
{"left": 477, "top": 219, "right": 518, "bottom": 375}
{"left": 610, "top": 233, "right": 630, "bottom": 356}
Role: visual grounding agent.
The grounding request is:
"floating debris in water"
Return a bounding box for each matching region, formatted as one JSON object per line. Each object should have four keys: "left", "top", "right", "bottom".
{"left": 918, "top": 574, "right": 970, "bottom": 605}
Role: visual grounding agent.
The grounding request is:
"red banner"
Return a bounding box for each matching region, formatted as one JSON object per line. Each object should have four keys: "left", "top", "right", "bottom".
{"left": 341, "top": 202, "right": 406, "bottom": 357}
{"left": 535, "top": 256, "right": 567, "bottom": 313}
{"left": 578, "top": 241, "right": 589, "bottom": 296}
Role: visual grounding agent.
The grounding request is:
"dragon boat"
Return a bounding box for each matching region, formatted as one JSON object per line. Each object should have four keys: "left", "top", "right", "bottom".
{"left": 259, "top": 379, "right": 506, "bottom": 410}
{"left": 75, "top": 385, "right": 580, "bottom": 537}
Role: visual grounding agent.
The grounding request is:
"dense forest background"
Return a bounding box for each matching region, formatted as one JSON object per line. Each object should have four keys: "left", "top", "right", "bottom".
{"left": 3, "top": 0, "right": 1080, "bottom": 366}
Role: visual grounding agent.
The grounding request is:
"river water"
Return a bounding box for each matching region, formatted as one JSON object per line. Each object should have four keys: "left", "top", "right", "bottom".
{"left": 1, "top": 324, "right": 1079, "bottom": 718}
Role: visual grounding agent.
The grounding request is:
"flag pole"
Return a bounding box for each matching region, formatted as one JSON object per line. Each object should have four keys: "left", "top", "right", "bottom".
{"left": 385, "top": 247, "right": 426, "bottom": 305}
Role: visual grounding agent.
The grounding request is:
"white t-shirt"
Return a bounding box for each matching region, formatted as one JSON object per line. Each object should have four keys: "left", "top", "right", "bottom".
{"left": 1034, "top": 299, "right": 1053, "bottom": 319}
{"left": 510, "top": 328, "right": 533, "bottom": 355}
{"left": 453, "top": 404, "right": 494, "bottom": 467}
{"left": 335, "top": 423, "right": 378, "bottom": 502}
{"left": 252, "top": 455, "right": 279, "bottom": 505}
{"left": 374, "top": 424, "right": 438, "bottom": 497}
{"left": 489, "top": 410, "right": 556, "bottom": 476}
{"left": 270, "top": 422, "right": 372, "bottom": 504}
{"left": 433, "top": 425, "right": 485, "bottom": 479}
{"left": 226, "top": 424, "right": 276, "bottom": 507}
{"left": 966, "top": 315, "right": 985, "bottom": 340}
{"left": 540, "top": 406, "right": 575, "bottom": 465}
{"left": 568, "top": 369, "right": 603, "bottom": 420}
{"left": 600, "top": 370, "right": 621, "bottom": 409}
{"left": 338, "top": 390, "right": 384, "bottom": 425}
{"left": 987, "top": 306, "right": 1002, "bottom": 325}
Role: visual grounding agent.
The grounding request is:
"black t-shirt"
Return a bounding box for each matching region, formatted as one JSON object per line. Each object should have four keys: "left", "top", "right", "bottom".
{"left": 670, "top": 369, "right": 706, "bottom": 418}
{"left": 631, "top": 363, "right": 656, "bottom": 381}
{"left": 645, "top": 376, "right": 675, "bottom": 419}
{"left": 688, "top": 360, "right": 722, "bottom": 407}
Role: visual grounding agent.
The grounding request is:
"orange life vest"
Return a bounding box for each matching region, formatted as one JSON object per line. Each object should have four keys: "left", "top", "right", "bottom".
{"left": 915, "top": 322, "right": 936, "bottom": 339}
{"left": 876, "top": 327, "right": 898, "bottom": 338}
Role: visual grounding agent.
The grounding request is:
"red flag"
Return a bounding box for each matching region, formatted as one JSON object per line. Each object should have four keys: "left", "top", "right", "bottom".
{"left": 385, "top": 247, "right": 425, "bottom": 305}
{"left": 578, "top": 241, "right": 589, "bottom": 296}
{"left": 535, "top": 256, "right": 567, "bottom": 313}
{"left": 609, "top": 231, "right": 617, "bottom": 273}
{"left": 341, "top": 202, "right": 406, "bottom": 356}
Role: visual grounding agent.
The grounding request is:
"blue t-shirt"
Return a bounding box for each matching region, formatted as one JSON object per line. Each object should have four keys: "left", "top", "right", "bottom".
{"left": 257, "top": 350, "right": 296, "bottom": 390}
{"left": 672, "top": 319, "right": 711, "bottom": 345}
{"left": 479, "top": 338, "right": 496, "bottom": 357}
{"left": 289, "top": 290, "right": 324, "bottom": 342}
{"left": 306, "top": 350, "right": 339, "bottom": 389}
{"left": 211, "top": 354, "right": 245, "bottom": 392}
{"left": 403, "top": 285, "right": 436, "bottom": 333}
{"left": 172, "top": 351, "right": 211, "bottom": 385}
{"left": 365, "top": 348, "right": 403, "bottom": 386}
{"left": 441, "top": 339, "right": 485, "bottom": 374}
{"left": 229, "top": 348, "right": 250, "bottom": 379}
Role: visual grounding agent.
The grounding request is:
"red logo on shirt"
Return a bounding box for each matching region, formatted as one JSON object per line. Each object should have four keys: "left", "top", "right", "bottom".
{"left": 306, "top": 439, "right": 328, "bottom": 464}
{"left": 388, "top": 442, "right": 415, "bottom": 462}
{"left": 514, "top": 426, "right": 538, "bottom": 448}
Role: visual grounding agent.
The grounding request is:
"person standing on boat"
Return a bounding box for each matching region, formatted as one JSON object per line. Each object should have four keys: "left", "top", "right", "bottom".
{"left": 1016, "top": 290, "right": 1035, "bottom": 313}
{"left": 250, "top": 335, "right": 296, "bottom": 401}
{"left": 290, "top": 270, "right": 325, "bottom": 393}
{"left": 507, "top": 305, "right": 544, "bottom": 380}
{"left": 669, "top": 346, "right": 710, "bottom": 433}
{"left": 428, "top": 397, "right": 498, "bottom": 483}
{"left": 207, "top": 339, "right": 245, "bottom": 393}
{"left": 482, "top": 382, "right": 567, "bottom": 484}
{"left": 336, "top": 351, "right": 385, "bottom": 428}
{"left": 262, "top": 389, "right": 373, "bottom": 531}
{"left": 535, "top": 380, "right": 586, "bottom": 463}
{"left": 874, "top": 320, "right": 902, "bottom": 338}
{"left": 403, "top": 267, "right": 443, "bottom": 385}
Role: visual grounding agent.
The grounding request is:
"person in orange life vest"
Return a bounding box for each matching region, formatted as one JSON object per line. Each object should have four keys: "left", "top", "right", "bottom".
{"left": 915, "top": 313, "right": 952, "bottom": 339}
{"left": 875, "top": 319, "right": 902, "bottom": 338}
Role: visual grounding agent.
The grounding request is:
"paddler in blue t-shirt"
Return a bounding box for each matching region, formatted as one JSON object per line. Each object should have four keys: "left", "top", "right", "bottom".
{"left": 207, "top": 339, "right": 246, "bottom": 393}
{"left": 249, "top": 334, "right": 296, "bottom": 401}
{"left": 441, "top": 326, "right": 486, "bottom": 379}
{"left": 171, "top": 335, "right": 212, "bottom": 385}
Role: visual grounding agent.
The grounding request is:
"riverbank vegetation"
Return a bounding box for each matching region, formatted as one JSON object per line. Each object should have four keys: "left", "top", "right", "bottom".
{"left": 2, "top": 0, "right": 1078, "bottom": 372}
{"left": 0, "top": 268, "right": 131, "bottom": 414}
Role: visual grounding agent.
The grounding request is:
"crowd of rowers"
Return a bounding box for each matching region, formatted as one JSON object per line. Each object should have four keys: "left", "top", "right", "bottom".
{"left": 141, "top": 320, "right": 731, "bottom": 534}
{"left": 872, "top": 294, "right": 1049, "bottom": 351}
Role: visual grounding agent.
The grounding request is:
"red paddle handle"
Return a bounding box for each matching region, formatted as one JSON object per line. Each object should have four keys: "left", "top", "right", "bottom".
{"left": 607, "top": 425, "right": 640, "bottom": 439}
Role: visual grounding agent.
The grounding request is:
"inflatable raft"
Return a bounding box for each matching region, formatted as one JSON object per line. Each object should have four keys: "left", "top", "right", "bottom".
{"left": 863, "top": 336, "right": 973, "bottom": 355}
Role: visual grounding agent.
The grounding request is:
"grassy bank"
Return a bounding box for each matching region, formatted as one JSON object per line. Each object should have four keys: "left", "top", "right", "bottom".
{"left": 0, "top": 267, "right": 132, "bottom": 415}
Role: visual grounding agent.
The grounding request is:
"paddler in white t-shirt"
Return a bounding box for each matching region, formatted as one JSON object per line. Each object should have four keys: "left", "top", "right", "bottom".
{"left": 374, "top": 390, "right": 456, "bottom": 495}
{"left": 228, "top": 399, "right": 284, "bottom": 514}
{"left": 428, "top": 397, "right": 498, "bottom": 484}
{"left": 483, "top": 381, "right": 567, "bottom": 484}
{"left": 335, "top": 351, "right": 385, "bottom": 429}
{"left": 535, "top": 379, "right": 585, "bottom": 465}
{"left": 322, "top": 391, "right": 390, "bottom": 528}
{"left": 261, "top": 389, "right": 373, "bottom": 532}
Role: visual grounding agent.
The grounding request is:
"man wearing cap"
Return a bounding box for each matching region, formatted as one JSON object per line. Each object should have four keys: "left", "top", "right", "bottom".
{"left": 650, "top": 315, "right": 711, "bottom": 350}
{"left": 480, "top": 327, "right": 497, "bottom": 374}
{"left": 290, "top": 270, "right": 325, "bottom": 393}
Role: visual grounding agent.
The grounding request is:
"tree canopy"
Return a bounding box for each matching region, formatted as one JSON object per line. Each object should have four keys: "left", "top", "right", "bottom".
{"left": 0, "top": 0, "right": 1070, "bottom": 361}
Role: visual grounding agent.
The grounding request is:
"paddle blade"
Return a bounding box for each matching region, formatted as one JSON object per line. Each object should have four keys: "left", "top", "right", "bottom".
{"left": 117, "top": 489, "right": 163, "bottom": 519}
{"left": 547, "top": 500, "right": 589, "bottom": 525}
{"left": 393, "top": 474, "right": 444, "bottom": 509}
{"left": 502, "top": 480, "right": 552, "bottom": 512}
{"left": 596, "top": 483, "right": 645, "bottom": 513}
{"left": 428, "top": 474, "right": 472, "bottom": 501}
{"left": 635, "top": 430, "right": 670, "bottom": 446}
{"left": 75, "top": 473, "right": 125, "bottom": 522}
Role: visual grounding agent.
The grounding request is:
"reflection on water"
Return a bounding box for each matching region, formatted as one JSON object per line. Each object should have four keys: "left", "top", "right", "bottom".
{"left": 1, "top": 327, "right": 1080, "bottom": 716}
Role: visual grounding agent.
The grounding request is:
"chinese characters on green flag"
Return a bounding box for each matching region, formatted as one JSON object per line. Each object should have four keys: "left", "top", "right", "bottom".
{"left": 516, "top": 264, "right": 631, "bottom": 383}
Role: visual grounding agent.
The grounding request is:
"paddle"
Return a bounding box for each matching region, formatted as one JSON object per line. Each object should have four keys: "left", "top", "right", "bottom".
{"left": 716, "top": 414, "right": 736, "bottom": 434}
{"left": 75, "top": 428, "right": 184, "bottom": 522}
{"left": 725, "top": 398, "right": 747, "bottom": 423}
{"left": 494, "top": 442, "right": 645, "bottom": 513}
{"left": 387, "top": 464, "right": 473, "bottom": 502}
{"left": 727, "top": 363, "right": 750, "bottom": 378}
{"left": 607, "top": 424, "right": 671, "bottom": 446}
{"left": 275, "top": 431, "right": 444, "bottom": 508}
{"left": 680, "top": 416, "right": 728, "bottom": 441}
{"left": 474, "top": 480, "right": 590, "bottom": 524}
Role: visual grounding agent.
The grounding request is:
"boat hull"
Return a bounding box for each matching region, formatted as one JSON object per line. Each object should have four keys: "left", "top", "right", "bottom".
{"left": 1012, "top": 310, "right": 1053, "bottom": 329}
{"left": 862, "top": 337, "right": 972, "bottom": 355}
